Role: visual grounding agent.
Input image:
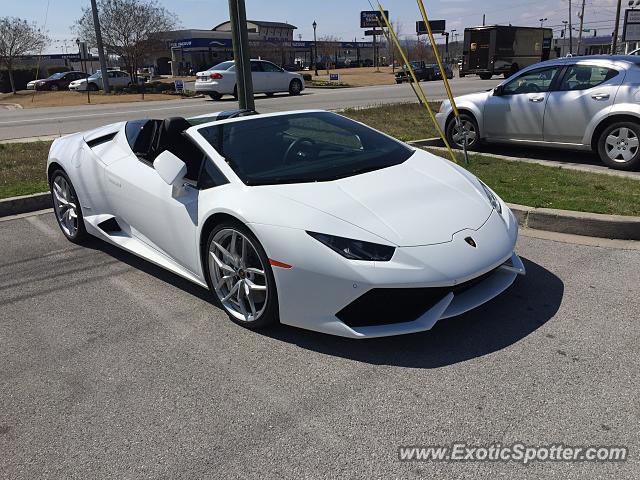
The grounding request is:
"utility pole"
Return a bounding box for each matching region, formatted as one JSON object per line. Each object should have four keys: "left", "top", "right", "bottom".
{"left": 611, "top": 0, "right": 622, "bottom": 54}
{"left": 576, "top": 0, "right": 586, "bottom": 55}
{"left": 568, "top": 0, "right": 573, "bottom": 55}
{"left": 482, "top": 14, "right": 486, "bottom": 26}
{"left": 90, "top": 0, "right": 110, "bottom": 93}
{"left": 228, "top": 0, "right": 254, "bottom": 110}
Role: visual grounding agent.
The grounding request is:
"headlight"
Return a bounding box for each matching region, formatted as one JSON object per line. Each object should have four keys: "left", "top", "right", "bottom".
{"left": 478, "top": 180, "right": 502, "bottom": 214}
{"left": 307, "top": 231, "right": 395, "bottom": 261}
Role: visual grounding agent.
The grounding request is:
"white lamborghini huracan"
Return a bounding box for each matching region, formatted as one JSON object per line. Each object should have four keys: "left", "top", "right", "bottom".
{"left": 47, "top": 108, "right": 525, "bottom": 338}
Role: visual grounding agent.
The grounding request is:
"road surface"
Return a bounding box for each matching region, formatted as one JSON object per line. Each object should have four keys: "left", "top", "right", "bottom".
{"left": 1, "top": 210, "right": 638, "bottom": 479}
{"left": 0, "top": 77, "right": 500, "bottom": 141}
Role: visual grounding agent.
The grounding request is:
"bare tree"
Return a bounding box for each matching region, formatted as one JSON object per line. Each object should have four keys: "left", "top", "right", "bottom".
{"left": 74, "top": 0, "right": 177, "bottom": 79}
{"left": 317, "top": 35, "right": 341, "bottom": 73}
{"left": 0, "top": 17, "right": 48, "bottom": 93}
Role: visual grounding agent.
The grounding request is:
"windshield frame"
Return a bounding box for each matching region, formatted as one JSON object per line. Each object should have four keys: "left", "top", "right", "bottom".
{"left": 191, "top": 111, "right": 415, "bottom": 187}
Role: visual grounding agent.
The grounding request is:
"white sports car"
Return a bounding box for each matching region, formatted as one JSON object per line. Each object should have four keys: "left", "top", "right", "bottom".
{"left": 47, "top": 108, "right": 525, "bottom": 338}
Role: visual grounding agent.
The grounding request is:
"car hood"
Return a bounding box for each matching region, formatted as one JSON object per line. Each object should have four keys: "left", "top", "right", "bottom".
{"left": 454, "top": 90, "right": 492, "bottom": 105}
{"left": 261, "top": 150, "right": 494, "bottom": 247}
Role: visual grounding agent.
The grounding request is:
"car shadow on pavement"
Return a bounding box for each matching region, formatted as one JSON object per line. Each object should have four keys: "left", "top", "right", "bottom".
{"left": 261, "top": 257, "right": 564, "bottom": 368}
{"left": 87, "top": 240, "right": 563, "bottom": 369}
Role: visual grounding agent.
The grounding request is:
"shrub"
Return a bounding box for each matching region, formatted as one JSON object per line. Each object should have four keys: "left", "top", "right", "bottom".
{"left": 302, "top": 73, "right": 312, "bottom": 81}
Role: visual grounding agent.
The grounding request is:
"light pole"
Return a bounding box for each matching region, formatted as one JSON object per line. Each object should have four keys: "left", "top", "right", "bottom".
{"left": 451, "top": 29, "right": 457, "bottom": 61}
{"left": 312, "top": 20, "right": 318, "bottom": 76}
{"left": 562, "top": 20, "right": 569, "bottom": 55}
{"left": 539, "top": 18, "right": 548, "bottom": 27}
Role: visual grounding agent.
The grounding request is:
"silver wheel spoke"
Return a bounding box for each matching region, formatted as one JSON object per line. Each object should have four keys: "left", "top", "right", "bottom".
{"left": 221, "top": 281, "right": 241, "bottom": 302}
{"left": 628, "top": 137, "right": 639, "bottom": 149}
{"left": 606, "top": 134, "right": 618, "bottom": 147}
{"left": 210, "top": 251, "right": 235, "bottom": 273}
{"left": 213, "top": 241, "right": 236, "bottom": 265}
{"left": 245, "top": 267, "right": 265, "bottom": 276}
{"left": 245, "top": 278, "right": 266, "bottom": 291}
{"left": 619, "top": 127, "right": 629, "bottom": 140}
{"left": 236, "top": 285, "right": 249, "bottom": 321}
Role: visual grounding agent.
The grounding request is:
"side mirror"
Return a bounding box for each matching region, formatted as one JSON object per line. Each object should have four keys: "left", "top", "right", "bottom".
{"left": 493, "top": 85, "right": 504, "bottom": 96}
{"left": 153, "top": 150, "right": 187, "bottom": 185}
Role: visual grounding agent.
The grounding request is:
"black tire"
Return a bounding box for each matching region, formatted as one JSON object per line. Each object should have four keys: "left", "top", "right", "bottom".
{"left": 208, "top": 92, "right": 222, "bottom": 100}
{"left": 459, "top": 72, "right": 465, "bottom": 78}
{"left": 446, "top": 113, "right": 480, "bottom": 150}
{"left": 49, "top": 169, "right": 88, "bottom": 244}
{"left": 88, "top": 83, "right": 99, "bottom": 91}
{"left": 597, "top": 121, "right": 640, "bottom": 171}
{"left": 265, "top": 92, "right": 275, "bottom": 97}
{"left": 289, "top": 79, "right": 302, "bottom": 96}
{"left": 204, "top": 220, "right": 279, "bottom": 330}
{"left": 50, "top": 84, "right": 59, "bottom": 91}
{"left": 479, "top": 73, "right": 493, "bottom": 80}
{"left": 232, "top": 85, "right": 238, "bottom": 100}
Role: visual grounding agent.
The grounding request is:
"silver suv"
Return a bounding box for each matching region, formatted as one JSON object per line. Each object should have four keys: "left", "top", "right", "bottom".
{"left": 436, "top": 55, "right": 640, "bottom": 170}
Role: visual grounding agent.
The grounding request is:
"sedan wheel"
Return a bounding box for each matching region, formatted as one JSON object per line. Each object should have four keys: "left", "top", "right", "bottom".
{"left": 446, "top": 114, "right": 479, "bottom": 150}
{"left": 289, "top": 79, "right": 302, "bottom": 96}
{"left": 598, "top": 122, "right": 640, "bottom": 170}
{"left": 50, "top": 170, "right": 87, "bottom": 243}
{"left": 50, "top": 84, "right": 59, "bottom": 91}
{"left": 207, "top": 224, "right": 278, "bottom": 328}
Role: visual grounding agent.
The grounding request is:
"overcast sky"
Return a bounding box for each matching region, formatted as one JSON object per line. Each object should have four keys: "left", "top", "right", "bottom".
{"left": 6, "top": 0, "right": 622, "bottom": 53}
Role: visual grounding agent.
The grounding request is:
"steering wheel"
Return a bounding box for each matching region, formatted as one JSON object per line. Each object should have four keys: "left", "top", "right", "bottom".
{"left": 284, "top": 137, "right": 317, "bottom": 164}
{"left": 526, "top": 83, "right": 541, "bottom": 93}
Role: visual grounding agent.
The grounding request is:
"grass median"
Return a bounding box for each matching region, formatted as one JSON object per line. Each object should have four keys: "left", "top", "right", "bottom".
{"left": 1, "top": 102, "right": 638, "bottom": 217}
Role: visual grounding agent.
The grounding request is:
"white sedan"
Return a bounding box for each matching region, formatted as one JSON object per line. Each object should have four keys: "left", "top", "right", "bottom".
{"left": 195, "top": 60, "right": 304, "bottom": 100}
{"left": 69, "top": 70, "right": 132, "bottom": 91}
{"left": 46, "top": 109, "right": 524, "bottom": 338}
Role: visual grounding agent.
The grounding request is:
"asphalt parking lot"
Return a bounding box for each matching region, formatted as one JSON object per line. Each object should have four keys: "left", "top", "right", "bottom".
{"left": 1, "top": 211, "right": 639, "bottom": 479}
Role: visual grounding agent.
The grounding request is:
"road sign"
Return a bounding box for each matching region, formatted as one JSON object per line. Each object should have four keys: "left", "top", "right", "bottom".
{"left": 360, "top": 10, "right": 389, "bottom": 28}
{"left": 329, "top": 73, "right": 340, "bottom": 81}
{"left": 416, "top": 20, "right": 446, "bottom": 35}
{"left": 78, "top": 41, "right": 89, "bottom": 60}
{"left": 174, "top": 79, "right": 184, "bottom": 92}
{"left": 623, "top": 9, "right": 640, "bottom": 42}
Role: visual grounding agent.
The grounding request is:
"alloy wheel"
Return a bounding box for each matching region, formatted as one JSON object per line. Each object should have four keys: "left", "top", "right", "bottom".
{"left": 209, "top": 228, "right": 268, "bottom": 323}
{"left": 52, "top": 175, "right": 78, "bottom": 237}
{"left": 604, "top": 127, "right": 639, "bottom": 163}
{"left": 451, "top": 120, "right": 477, "bottom": 147}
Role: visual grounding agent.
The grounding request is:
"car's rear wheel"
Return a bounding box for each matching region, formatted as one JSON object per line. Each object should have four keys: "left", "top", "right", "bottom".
{"left": 208, "top": 92, "right": 222, "bottom": 100}
{"left": 446, "top": 114, "right": 480, "bottom": 150}
{"left": 597, "top": 122, "right": 640, "bottom": 170}
{"left": 50, "top": 169, "right": 88, "bottom": 243}
{"left": 232, "top": 85, "right": 238, "bottom": 99}
{"left": 289, "top": 79, "right": 302, "bottom": 95}
{"left": 479, "top": 73, "right": 492, "bottom": 80}
{"left": 50, "top": 84, "right": 59, "bottom": 91}
{"left": 206, "top": 222, "right": 279, "bottom": 329}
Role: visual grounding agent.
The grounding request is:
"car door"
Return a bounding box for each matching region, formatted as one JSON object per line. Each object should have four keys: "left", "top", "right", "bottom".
{"left": 250, "top": 61, "right": 268, "bottom": 93}
{"left": 104, "top": 121, "right": 205, "bottom": 273}
{"left": 543, "top": 64, "right": 623, "bottom": 144}
{"left": 483, "top": 65, "right": 562, "bottom": 141}
{"left": 260, "top": 61, "right": 287, "bottom": 92}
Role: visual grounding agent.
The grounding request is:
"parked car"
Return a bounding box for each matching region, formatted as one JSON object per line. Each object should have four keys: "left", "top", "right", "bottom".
{"left": 195, "top": 60, "right": 304, "bottom": 100}
{"left": 436, "top": 55, "right": 640, "bottom": 170}
{"left": 69, "top": 70, "right": 132, "bottom": 91}
{"left": 395, "top": 62, "right": 453, "bottom": 83}
{"left": 26, "top": 71, "right": 87, "bottom": 91}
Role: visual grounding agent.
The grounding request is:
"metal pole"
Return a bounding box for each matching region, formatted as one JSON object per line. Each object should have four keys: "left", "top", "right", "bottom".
{"left": 313, "top": 21, "right": 318, "bottom": 76}
{"left": 611, "top": 0, "right": 622, "bottom": 54}
{"left": 569, "top": 0, "right": 573, "bottom": 54}
{"left": 90, "top": 0, "right": 110, "bottom": 93}
{"left": 577, "top": 0, "right": 586, "bottom": 55}
{"left": 228, "top": 0, "right": 254, "bottom": 110}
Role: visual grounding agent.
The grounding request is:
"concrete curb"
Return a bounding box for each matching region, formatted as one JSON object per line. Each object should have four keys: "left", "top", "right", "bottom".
{"left": 0, "top": 190, "right": 638, "bottom": 240}
{"left": 507, "top": 204, "right": 640, "bottom": 241}
{"left": 0, "top": 192, "right": 51, "bottom": 217}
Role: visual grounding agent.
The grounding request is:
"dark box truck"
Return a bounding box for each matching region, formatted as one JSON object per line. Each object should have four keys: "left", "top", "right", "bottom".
{"left": 460, "top": 26, "right": 553, "bottom": 79}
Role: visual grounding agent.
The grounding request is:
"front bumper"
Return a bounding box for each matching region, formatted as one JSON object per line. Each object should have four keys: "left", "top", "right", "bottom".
{"left": 251, "top": 208, "right": 523, "bottom": 338}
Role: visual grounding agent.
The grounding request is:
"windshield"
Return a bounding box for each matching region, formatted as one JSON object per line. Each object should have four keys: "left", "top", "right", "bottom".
{"left": 197, "top": 112, "right": 413, "bottom": 185}
{"left": 47, "top": 72, "right": 65, "bottom": 80}
{"left": 210, "top": 61, "right": 235, "bottom": 71}
{"left": 88, "top": 72, "right": 101, "bottom": 79}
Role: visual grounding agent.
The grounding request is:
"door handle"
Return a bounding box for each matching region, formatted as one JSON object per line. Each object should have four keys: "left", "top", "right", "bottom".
{"left": 591, "top": 93, "right": 610, "bottom": 100}
{"left": 529, "top": 97, "right": 545, "bottom": 102}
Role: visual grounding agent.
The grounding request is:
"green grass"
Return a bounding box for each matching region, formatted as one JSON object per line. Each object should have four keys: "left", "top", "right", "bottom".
{"left": 425, "top": 149, "right": 640, "bottom": 217}
{"left": 341, "top": 102, "right": 441, "bottom": 142}
{"left": 0, "top": 141, "right": 51, "bottom": 199}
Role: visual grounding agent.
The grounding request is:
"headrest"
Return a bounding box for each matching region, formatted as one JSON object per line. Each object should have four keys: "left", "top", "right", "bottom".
{"left": 574, "top": 67, "right": 591, "bottom": 83}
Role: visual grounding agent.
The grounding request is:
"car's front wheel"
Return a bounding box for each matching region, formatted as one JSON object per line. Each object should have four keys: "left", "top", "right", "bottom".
{"left": 289, "top": 79, "right": 302, "bottom": 95}
{"left": 88, "top": 83, "right": 99, "bottom": 91}
{"left": 50, "top": 84, "right": 59, "bottom": 91}
{"left": 446, "top": 114, "right": 480, "bottom": 150}
{"left": 50, "top": 169, "right": 88, "bottom": 243}
{"left": 597, "top": 121, "right": 640, "bottom": 170}
{"left": 208, "top": 92, "right": 222, "bottom": 100}
{"left": 206, "top": 221, "right": 279, "bottom": 329}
